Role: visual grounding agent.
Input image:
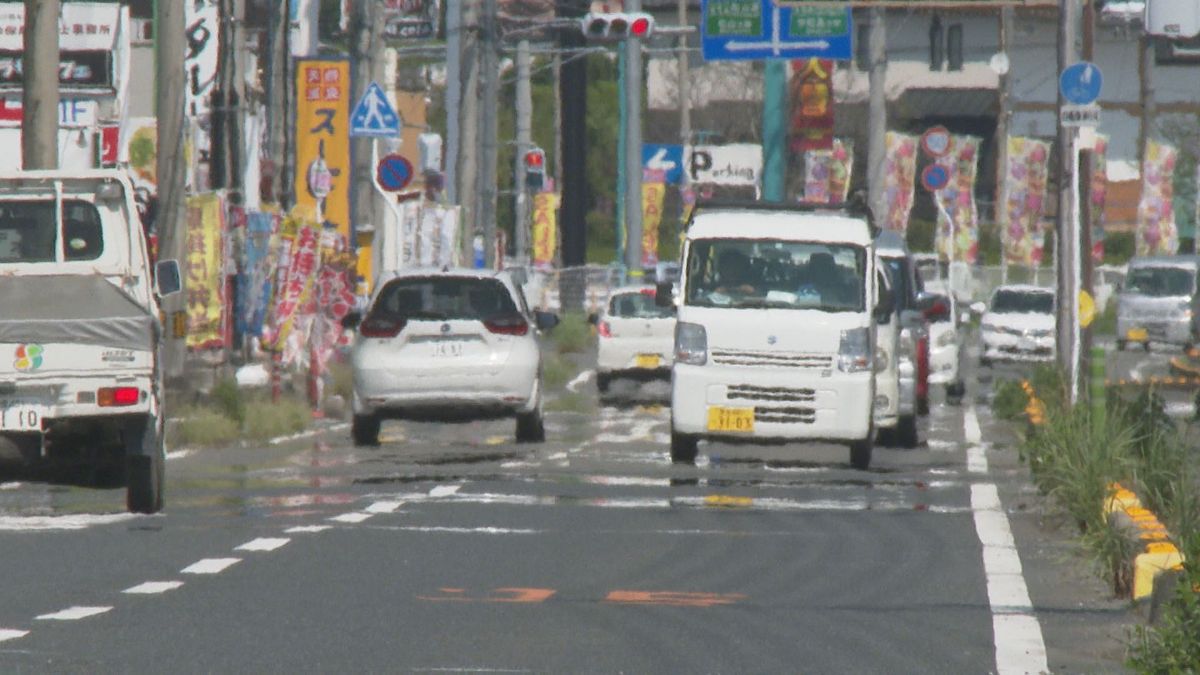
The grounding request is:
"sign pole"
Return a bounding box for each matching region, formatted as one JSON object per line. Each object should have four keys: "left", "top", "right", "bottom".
{"left": 762, "top": 60, "right": 786, "bottom": 202}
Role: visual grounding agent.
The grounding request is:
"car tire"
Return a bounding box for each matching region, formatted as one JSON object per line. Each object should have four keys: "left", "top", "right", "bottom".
{"left": 352, "top": 414, "right": 381, "bottom": 447}
{"left": 596, "top": 373, "right": 611, "bottom": 395}
{"left": 896, "top": 415, "right": 918, "bottom": 449}
{"left": 670, "top": 431, "right": 699, "bottom": 464}
{"left": 876, "top": 426, "right": 894, "bottom": 447}
{"left": 849, "top": 438, "right": 872, "bottom": 470}
{"left": 515, "top": 408, "right": 545, "bottom": 443}
{"left": 125, "top": 414, "right": 164, "bottom": 514}
{"left": 917, "top": 396, "right": 930, "bottom": 416}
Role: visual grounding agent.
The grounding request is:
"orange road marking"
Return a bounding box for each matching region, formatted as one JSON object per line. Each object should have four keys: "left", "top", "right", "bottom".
{"left": 603, "top": 591, "right": 746, "bottom": 607}
{"left": 417, "top": 587, "right": 556, "bottom": 603}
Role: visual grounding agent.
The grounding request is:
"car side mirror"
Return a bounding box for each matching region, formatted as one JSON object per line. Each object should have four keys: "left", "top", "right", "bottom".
{"left": 587, "top": 312, "right": 599, "bottom": 325}
{"left": 655, "top": 281, "right": 674, "bottom": 307}
{"left": 341, "top": 310, "right": 362, "bottom": 330}
{"left": 154, "top": 259, "right": 182, "bottom": 298}
{"left": 535, "top": 311, "right": 560, "bottom": 332}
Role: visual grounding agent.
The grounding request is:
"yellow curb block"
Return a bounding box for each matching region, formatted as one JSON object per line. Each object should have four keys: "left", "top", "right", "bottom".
{"left": 1135, "top": 549, "right": 1186, "bottom": 600}
{"left": 1104, "top": 485, "right": 1141, "bottom": 515}
{"left": 704, "top": 495, "right": 753, "bottom": 508}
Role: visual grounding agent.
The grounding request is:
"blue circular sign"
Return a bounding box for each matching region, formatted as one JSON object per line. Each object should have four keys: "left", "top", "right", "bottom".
{"left": 1059, "top": 62, "right": 1103, "bottom": 106}
{"left": 376, "top": 154, "right": 414, "bottom": 192}
{"left": 921, "top": 164, "right": 950, "bottom": 192}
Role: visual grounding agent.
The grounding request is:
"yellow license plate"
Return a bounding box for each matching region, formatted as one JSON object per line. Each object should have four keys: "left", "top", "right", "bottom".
{"left": 707, "top": 406, "right": 754, "bottom": 433}
{"left": 635, "top": 354, "right": 661, "bottom": 369}
{"left": 1127, "top": 327, "right": 1149, "bottom": 341}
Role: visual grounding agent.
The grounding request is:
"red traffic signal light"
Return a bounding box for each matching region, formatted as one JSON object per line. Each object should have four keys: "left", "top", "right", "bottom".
{"left": 524, "top": 149, "right": 545, "bottom": 170}
{"left": 580, "top": 12, "right": 654, "bottom": 40}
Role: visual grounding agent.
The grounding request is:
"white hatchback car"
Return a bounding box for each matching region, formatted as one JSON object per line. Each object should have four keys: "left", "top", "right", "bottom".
{"left": 344, "top": 268, "right": 558, "bottom": 446}
{"left": 591, "top": 286, "right": 676, "bottom": 393}
{"left": 980, "top": 285, "right": 1056, "bottom": 365}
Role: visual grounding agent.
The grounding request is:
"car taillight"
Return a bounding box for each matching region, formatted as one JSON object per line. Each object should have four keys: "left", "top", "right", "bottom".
{"left": 360, "top": 316, "right": 406, "bottom": 338}
{"left": 598, "top": 321, "right": 612, "bottom": 338}
{"left": 98, "top": 387, "right": 141, "bottom": 407}
{"left": 484, "top": 314, "right": 529, "bottom": 336}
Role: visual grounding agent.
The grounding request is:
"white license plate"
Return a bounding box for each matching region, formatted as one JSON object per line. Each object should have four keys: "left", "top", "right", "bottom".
{"left": 1, "top": 402, "right": 45, "bottom": 431}
{"left": 431, "top": 341, "right": 465, "bottom": 358}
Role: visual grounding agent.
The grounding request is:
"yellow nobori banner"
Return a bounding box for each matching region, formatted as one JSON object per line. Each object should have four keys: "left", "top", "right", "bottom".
{"left": 184, "top": 193, "right": 226, "bottom": 350}
{"left": 531, "top": 192, "right": 560, "bottom": 269}
{"left": 641, "top": 180, "right": 665, "bottom": 268}
{"left": 294, "top": 59, "right": 352, "bottom": 242}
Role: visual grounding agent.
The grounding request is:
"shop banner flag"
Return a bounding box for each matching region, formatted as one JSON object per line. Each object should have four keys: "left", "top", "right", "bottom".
{"left": 184, "top": 194, "right": 227, "bottom": 349}
{"left": 882, "top": 132, "right": 917, "bottom": 233}
{"left": 934, "top": 135, "right": 981, "bottom": 264}
{"left": 1003, "top": 136, "right": 1051, "bottom": 267}
{"left": 532, "top": 192, "right": 560, "bottom": 269}
{"left": 803, "top": 138, "right": 852, "bottom": 204}
{"left": 642, "top": 180, "right": 666, "bottom": 267}
{"left": 1137, "top": 139, "right": 1179, "bottom": 256}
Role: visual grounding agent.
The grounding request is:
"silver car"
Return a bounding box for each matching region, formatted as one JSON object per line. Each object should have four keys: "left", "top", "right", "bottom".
{"left": 1116, "top": 256, "right": 1200, "bottom": 351}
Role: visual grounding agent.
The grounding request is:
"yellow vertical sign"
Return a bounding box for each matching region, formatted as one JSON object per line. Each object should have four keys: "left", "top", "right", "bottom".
{"left": 184, "top": 194, "right": 226, "bottom": 350}
{"left": 641, "top": 181, "right": 665, "bottom": 267}
{"left": 531, "top": 192, "right": 560, "bottom": 268}
{"left": 294, "top": 59, "right": 352, "bottom": 241}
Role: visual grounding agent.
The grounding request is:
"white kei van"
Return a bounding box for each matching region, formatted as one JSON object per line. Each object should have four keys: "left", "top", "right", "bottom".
{"left": 660, "top": 202, "right": 891, "bottom": 470}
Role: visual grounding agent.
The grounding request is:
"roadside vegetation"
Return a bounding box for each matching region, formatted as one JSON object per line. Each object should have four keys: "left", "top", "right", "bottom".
{"left": 169, "top": 377, "right": 311, "bottom": 448}
{"left": 996, "top": 367, "right": 1200, "bottom": 671}
{"left": 542, "top": 313, "right": 594, "bottom": 413}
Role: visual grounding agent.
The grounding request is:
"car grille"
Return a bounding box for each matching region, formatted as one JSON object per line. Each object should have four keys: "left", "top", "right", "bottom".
{"left": 753, "top": 406, "right": 817, "bottom": 424}
{"left": 727, "top": 385, "right": 816, "bottom": 404}
{"left": 710, "top": 349, "right": 832, "bottom": 369}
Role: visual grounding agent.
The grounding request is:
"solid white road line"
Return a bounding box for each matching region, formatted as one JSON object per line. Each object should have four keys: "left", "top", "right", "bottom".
{"left": 429, "top": 484, "right": 461, "bottom": 498}
{"left": 965, "top": 405, "right": 1048, "bottom": 675}
{"left": 329, "top": 512, "right": 373, "bottom": 523}
{"left": 0, "top": 513, "right": 139, "bottom": 532}
{"left": 365, "top": 500, "right": 404, "bottom": 514}
{"left": 123, "top": 581, "right": 184, "bottom": 595}
{"left": 0, "top": 629, "right": 29, "bottom": 642}
{"left": 285, "top": 525, "right": 332, "bottom": 533}
{"left": 235, "top": 537, "right": 291, "bottom": 552}
{"left": 181, "top": 558, "right": 242, "bottom": 575}
{"left": 36, "top": 606, "right": 112, "bottom": 621}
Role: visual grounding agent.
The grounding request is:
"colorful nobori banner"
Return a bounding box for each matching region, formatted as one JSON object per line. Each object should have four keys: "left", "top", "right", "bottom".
{"left": 933, "top": 134, "right": 981, "bottom": 264}
{"left": 1137, "top": 139, "right": 1179, "bottom": 256}
{"left": 1003, "top": 136, "right": 1052, "bottom": 267}
{"left": 882, "top": 132, "right": 918, "bottom": 233}
{"left": 293, "top": 59, "right": 352, "bottom": 243}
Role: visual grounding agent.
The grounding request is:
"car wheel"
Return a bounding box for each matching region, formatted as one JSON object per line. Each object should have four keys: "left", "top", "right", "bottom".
{"left": 670, "top": 431, "right": 698, "bottom": 464}
{"left": 125, "top": 414, "right": 164, "bottom": 514}
{"left": 896, "top": 415, "right": 918, "bottom": 449}
{"left": 352, "top": 414, "right": 381, "bottom": 447}
{"left": 849, "top": 438, "right": 872, "bottom": 470}
{"left": 515, "top": 408, "right": 545, "bottom": 443}
{"left": 596, "top": 373, "right": 611, "bottom": 394}
{"left": 876, "top": 426, "right": 894, "bottom": 447}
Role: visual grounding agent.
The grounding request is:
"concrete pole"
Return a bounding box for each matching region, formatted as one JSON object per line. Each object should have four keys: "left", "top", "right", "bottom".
{"left": 1055, "top": 0, "right": 1081, "bottom": 403}
{"left": 762, "top": 61, "right": 785, "bottom": 202}
{"left": 867, "top": 7, "right": 887, "bottom": 224}
{"left": 996, "top": 7, "right": 1012, "bottom": 283}
{"left": 266, "top": 0, "right": 290, "bottom": 205}
{"left": 1080, "top": 0, "right": 1095, "bottom": 389}
{"left": 479, "top": 0, "right": 500, "bottom": 267}
{"left": 156, "top": 0, "right": 188, "bottom": 379}
{"left": 513, "top": 39, "right": 533, "bottom": 265}
{"left": 677, "top": 0, "right": 691, "bottom": 150}
{"left": 459, "top": 0, "right": 481, "bottom": 264}
{"left": 1138, "top": 34, "right": 1156, "bottom": 165}
{"left": 21, "top": 0, "right": 59, "bottom": 170}
{"left": 445, "top": 0, "right": 461, "bottom": 203}
{"left": 350, "top": 0, "right": 383, "bottom": 243}
{"left": 624, "top": 0, "right": 645, "bottom": 279}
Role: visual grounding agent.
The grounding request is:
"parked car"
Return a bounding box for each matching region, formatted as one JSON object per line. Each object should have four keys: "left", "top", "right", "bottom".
{"left": 1116, "top": 255, "right": 1200, "bottom": 351}
{"left": 979, "top": 285, "right": 1056, "bottom": 365}
{"left": 591, "top": 286, "right": 676, "bottom": 393}
{"left": 920, "top": 292, "right": 966, "bottom": 401}
{"left": 342, "top": 268, "right": 558, "bottom": 446}
{"left": 873, "top": 256, "right": 910, "bottom": 447}
{"left": 876, "top": 232, "right": 930, "bottom": 418}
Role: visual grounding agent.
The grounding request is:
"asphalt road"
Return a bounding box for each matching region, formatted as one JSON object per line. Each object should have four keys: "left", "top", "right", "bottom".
{"left": 0, "top": 361, "right": 1136, "bottom": 673}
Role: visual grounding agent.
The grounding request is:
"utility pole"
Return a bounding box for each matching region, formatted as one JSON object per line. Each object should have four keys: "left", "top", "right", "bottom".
{"left": 1138, "top": 32, "right": 1156, "bottom": 165}
{"left": 350, "top": 0, "right": 383, "bottom": 247}
{"left": 762, "top": 59, "right": 785, "bottom": 202}
{"left": 559, "top": 5, "right": 588, "bottom": 281}
{"left": 513, "top": 39, "right": 533, "bottom": 265}
{"left": 459, "top": 0, "right": 482, "bottom": 264}
{"left": 1055, "top": 0, "right": 1081, "bottom": 403}
{"left": 1080, "top": 0, "right": 1095, "bottom": 393}
{"left": 445, "top": 0, "right": 461, "bottom": 203}
{"left": 21, "top": 0, "right": 59, "bottom": 170}
{"left": 211, "top": 0, "right": 245, "bottom": 192}
{"left": 867, "top": 7, "right": 887, "bottom": 223}
{"left": 624, "top": 0, "right": 644, "bottom": 277}
{"left": 266, "top": 0, "right": 290, "bottom": 206}
{"left": 996, "top": 6, "right": 1012, "bottom": 284}
{"left": 156, "top": 0, "right": 188, "bottom": 379}
{"left": 479, "top": 0, "right": 500, "bottom": 267}
{"left": 677, "top": 0, "right": 691, "bottom": 215}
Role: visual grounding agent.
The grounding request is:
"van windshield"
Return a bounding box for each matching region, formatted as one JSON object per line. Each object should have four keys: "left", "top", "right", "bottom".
{"left": 0, "top": 199, "right": 105, "bottom": 263}
{"left": 991, "top": 289, "right": 1054, "bottom": 314}
{"left": 684, "top": 239, "right": 866, "bottom": 312}
{"left": 1124, "top": 266, "right": 1196, "bottom": 297}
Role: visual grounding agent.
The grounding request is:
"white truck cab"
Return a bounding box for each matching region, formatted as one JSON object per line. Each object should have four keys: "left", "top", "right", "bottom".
{"left": 0, "top": 170, "right": 179, "bottom": 513}
{"left": 662, "top": 202, "right": 890, "bottom": 470}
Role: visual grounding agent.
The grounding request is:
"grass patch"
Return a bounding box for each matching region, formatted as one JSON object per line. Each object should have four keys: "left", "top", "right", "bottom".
{"left": 242, "top": 396, "right": 311, "bottom": 442}
{"left": 543, "top": 352, "right": 579, "bottom": 391}
{"left": 993, "top": 379, "right": 1029, "bottom": 422}
{"left": 549, "top": 313, "right": 593, "bottom": 355}
{"left": 169, "top": 405, "right": 241, "bottom": 448}
{"left": 545, "top": 390, "right": 594, "bottom": 414}
{"left": 328, "top": 359, "right": 354, "bottom": 403}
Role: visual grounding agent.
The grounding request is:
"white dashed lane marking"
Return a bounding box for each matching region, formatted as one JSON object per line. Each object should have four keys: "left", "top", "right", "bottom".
{"left": 329, "top": 512, "right": 373, "bottom": 524}
{"left": 182, "top": 558, "right": 242, "bottom": 575}
{"left": 428, "top": 485, "right": 461, "bottom": 498}
{"left": 0, "top": 628, "right": 29, "bottom": 642}
{"left": 365, "top": 501, "right": 405, "bottom": 514}
{"left": 123, "top": 581, "right": 184, "bottom": 595}
{"left": 235, "top": 537, "right": 291, "bottom": 552}
{"left": 36, "top": 606, "right": 112, "bottom": 621}
{"left": 286, "top": 525, "right": 332, "bottom": 533}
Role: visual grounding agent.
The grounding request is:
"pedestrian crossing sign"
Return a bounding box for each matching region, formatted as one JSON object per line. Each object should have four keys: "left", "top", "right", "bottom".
{"left": 350, "top": 82, "right": 401, "bottom": 138}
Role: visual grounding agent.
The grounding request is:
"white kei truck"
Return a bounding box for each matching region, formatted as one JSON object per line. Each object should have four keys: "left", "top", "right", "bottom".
{"left": 0, "top": 170, "right": 180, "bottom": 513}
{"left": 659, "top": 202, "right": 892, "bottom": 470}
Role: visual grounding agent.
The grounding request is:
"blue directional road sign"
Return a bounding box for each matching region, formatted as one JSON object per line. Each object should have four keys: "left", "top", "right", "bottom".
{"left": 376, "top": 153, "right": 414, "bottom": 192}
{"left": 1059, "top": 62, "right": 1103, "bottom": 106}
{"left": 701, "top": 0, "right": 852, "bottom": 61}
{"left": 641, "top": 144, "right": 684, "bottom": 185}
{"left": 350, "top": 82, "right": 402, "bottom": 138}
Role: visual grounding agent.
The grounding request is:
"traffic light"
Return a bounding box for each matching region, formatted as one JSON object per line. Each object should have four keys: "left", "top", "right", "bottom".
{"left": 580, "top": 12, "right": 654, "bottom": 40}
{"left": 523, "top": 147, "right": 545, "bottom": 191}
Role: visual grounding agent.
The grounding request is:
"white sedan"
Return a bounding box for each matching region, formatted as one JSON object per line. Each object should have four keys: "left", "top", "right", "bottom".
{"left": 979, "top": 285, "right": 1056, "bottom": 365}
{"left": 920, "top": 292, "right": 965, "bottom": 397}
{"left": 344, "top": 268, "right": 558, "bottom": 446}
{"left": 591, "top": 286, "right": 676, "bottom": 394}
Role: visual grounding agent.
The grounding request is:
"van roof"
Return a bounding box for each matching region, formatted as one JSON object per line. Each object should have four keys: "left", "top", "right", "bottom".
{"left": 688, "top": 207, "right": 873, "bottom": 246}
{"left": 1128, "top": 255, "right": 1200, "bottom": 270}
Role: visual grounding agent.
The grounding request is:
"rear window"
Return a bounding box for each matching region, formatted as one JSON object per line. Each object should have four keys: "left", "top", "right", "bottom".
{"left": 609, "top": 291, "right": 674, "bottom": 318}
{"left": 1124, "top": 266, "right": 1196, "bottom": 297}
{"left": 370, "top": 277, "right": 518, "bottom": 320}
{"left": 0, "top": 199, "right": 104, "bottom": 263}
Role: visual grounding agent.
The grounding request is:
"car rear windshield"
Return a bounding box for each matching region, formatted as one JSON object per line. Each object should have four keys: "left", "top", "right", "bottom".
{"left": 371, "top": 276, "right": 518, "bottom": 320}
{"left": 0, "top": 199, "right": 105, "bottom": 263}
{"left": 991, "top": 290, "right": 1053, "bottom": 314}
{"left": 609, "top": 291, "right": 674, "bottom": 318}
{"left": 1124, "top": 266, "right": 1196, "bottom": 297}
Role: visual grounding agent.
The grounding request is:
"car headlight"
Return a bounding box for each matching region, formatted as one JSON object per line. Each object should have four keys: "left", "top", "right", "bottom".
{"left": 838, "top": 327, "right": 872, "bottom": 373}
{"left": 675, "top": 322, "right": 707, "bottom": 366}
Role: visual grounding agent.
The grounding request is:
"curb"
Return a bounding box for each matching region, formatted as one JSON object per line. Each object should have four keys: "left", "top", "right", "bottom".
{"left": 1104, "top": 483, "right": 1187, "bottom": 611}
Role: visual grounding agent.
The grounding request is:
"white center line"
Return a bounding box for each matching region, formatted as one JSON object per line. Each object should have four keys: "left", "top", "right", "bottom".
{"left": 0, "top": 629, "right": 29, "bottom": 642}
{"left": 965, "top": 405, "right": 1048, "bottom": 675}
{"left": 181, "top": 558, "right": 241, "bottom": 575}
{"left": 123, "top": 581, "right": 184, "bottom": 595}
{"left": 329, "top": 512, "right": 373, "bottom": 524}
{"left": 286, "top": 525, "right": 332, "bottom": 534}
{"left": 235, "top": 537, "right": 291, "bottom": 552}
{"left": 365, "top": 501, "right": 405, "bottom": 514}
{"left": 36, "top": 606, "right": 112, "bottom": 621}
